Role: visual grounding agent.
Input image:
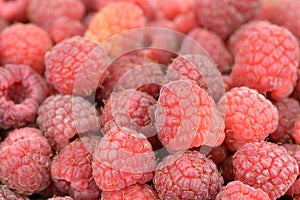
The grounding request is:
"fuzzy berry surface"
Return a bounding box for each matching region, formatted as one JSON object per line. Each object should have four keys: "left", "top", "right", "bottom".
{"left": 0, "top": 64, "right": 48, "bottom": 129}
{"left": 92, "top": 126, "right": 156, "bottom": 191}
{"left": 154, "top": 150, "right": 224, "bottom": 200}
{"left": 37, "top": 94, "right": 100, "bottom": 151}
{"left": 0, "top": 184, "right": 29, "bottom": 200}
{"left": 0, "top": 128, "right": 52, "bottom": 195}
{"left": 45, "top": 36, "right": 110, "bottom": 96}
{"left": 0, "top": 23, "right": 53, "bottom": 74}
{"left": 232, "top": 141, "right": 299, "bottom": 200}
{"left": 217, "top": 87, "right": 279, "bottom": 151}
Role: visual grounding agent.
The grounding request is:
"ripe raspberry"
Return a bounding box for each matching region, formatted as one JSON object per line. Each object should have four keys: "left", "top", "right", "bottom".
{"left": 48, "top": 17, "right": 86, "bottom": 44}
{"left": 51, "top": 137, "right": 101, "bottom": 200}
{"left": 101, "top": 184, "right": 159, "bottom": 200}
{"left": 97, "top": 53, "right": 163, "bottom": 100}
{"left": 180, "top": 27, "right": 233, "bottom": 74}
{"left": 232, "top": 141, "right": 299, "bottom": 200}
{"left": 155, "top": 80, "right": 225, "bottom": 152}
{"left": 28, "top": 0, "right": 85, "bottom": 29}
{"left": 270, "top": 98, "right": 300, "bottom": 143}
{"left": 48, "top": 197, "right": 73, "bottom": 200}
{"left": 0, "top": 128, "right": 52, "bottom": 195}
{"left": 229, "top": 20, "right": 299, "bottom": 100}
{"left": 45, "top": 36, "right": 110, "bottom": 96}
{"left": 0, "top": 23, "right": 53, "bottom": 74}
{"left": 0, "top": 184, "right": 29, "bottom": 200}
{"left": 154, "top": 151, "right": 224, "bottom": 199}
{"left": 92, "top": 126, "right": 156, "bottom": 191}
{"left": 218, "top": 87, "right": 278, "bottom": 151}
{"left": 292, "top": 118, "right": 300, "bottom": 145}
{"left": 281, "top": 143, "right": 300, "bottom": 173}
{"left": 0, "top": 64, "right": 48, "bottom": 129}
{"left": 37, "top": 94, "right": 100, "bottom": 151}
{"left": 0, "top": 0, "right": 28, "bottom": 21}
{"left": 101, "top": 89, "right": 156, "bottom": 138}
{"left": 215, "top": 180, "right": 270, "bottom": 200}
{"left": 195, "top": 0, "right": 262, "bottom": 39}
{"left": 219, "top": 156, "right": 234, "bottom": 184}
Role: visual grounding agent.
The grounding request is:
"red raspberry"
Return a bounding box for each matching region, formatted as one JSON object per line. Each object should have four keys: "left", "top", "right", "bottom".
{"left": 45, "top": 36, "right": 110, "bottom": 96}
{"left": 180, "top": 27, "right": 233, "bottom": 74}
{"left": 84, "top": 2, "right": 146, "bottom": 56}
{"left": 232, "top": 141, "right": 299, "bottom": 200}
{"left": 37, "top": 94, "right": 100, "bottom": 151}
{"left": 97, "top": 53, "right": 163, "bottom": 100}
{"left": 48, "top": 197, "right": 73, "bottom": 200}
{"left": 101, "top": 89, "right": 156, "bottom": 138}
{"left": 155, "top": 80, "right": 225, "bottom": 152}
{"left": 195, "top": 0, "right": 262, "bottom": 39}
{"left": 154, "top": 151, "right": 224, "bottom": 199}
{"left": 0, "top": 23, "right": 53, "bottom": 74}
{"left": 281, "top": 144, "right": 300, "bottom": 173}
{"left": 51, "top": 137, "right": 101, "bottom": 200}
{"left": 218, "top": 87, "right": 279, "bottom": 151}
{"left": 92, "top": 126, "right": 156, "bottom": 191}
{"left": 215, "top": 180, "right": 270, "bottom": 200}
{"left": 0, "top": 0, "right": 29, "bottom": 22}
{"left": 0, "top": 64, "right": 48, "bottom": 129}
{"left": 47, "top": 17, "right": 86, "bottom": 44}
{"left": 270, "top": 98, "right": 300, "bottom": 143}
{"left": 0, "top": 184, "right": 29, "bottom": 200}
{"left": 229, "top": 20, "right": 299, "bottom": 100}
{"left": 219, "top": 156, "right": 234, "bottom": 184}
{"left": 101, "top": 184, "right": 159, "bottom": 200}
{"left": 0, "top": 128, "right": 52, "bottom": 195}
{"left": 292, "top": 118, "right": 300, "bottom": 145}
{"left": 28, "top": 0, "right": 85, "bottom": 29}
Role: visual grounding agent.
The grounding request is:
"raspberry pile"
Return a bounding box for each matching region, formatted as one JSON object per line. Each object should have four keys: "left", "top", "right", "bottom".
{"left": 1, "top": 0, "right": 300, "bottom": 199}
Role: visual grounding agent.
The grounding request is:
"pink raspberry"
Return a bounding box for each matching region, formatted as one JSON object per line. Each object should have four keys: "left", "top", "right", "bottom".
{"left": 101, "top": 184, "right": 159, "bottom": 200}
{"left": 51, "top": 137, "right": 101, "bottom": 200}
{"left": 180, "top": 27, "right": 233, "bottom": 74}
{"left": 28, "top": 0, "right": 85, "bottom": 29}
{"left": 153, "top": 151, "right": 224, "bottom": 199}
{"left": 92, "top": 126, "right": 156, "bottom": 191}
{"left": 0, "top": 0, "right": 29, "bottom": 22}
{"left": 0, "top": 128, "right": 52, "bottom": 195}
{"left": 0, "top": 64, "right": 48, "bottom": 129}
{"left": 0, "top": 23, "right": 53, "bottom": 74}
{"left": 215, "top": 180, "right": 270, "bottom": 200}
{"left": 45, "top": 36, "right": 110, "bottom": 96}
{"left": 217, "top": 87, "right": 279, "bottom": 151}
{"left": 101, "top": 89, "right": 156, "bottom": 138}
{"left": 229, "top": 20, "right": 299, "bottom": 100}
{"left": 232, "top": 141, "right": 299, "bottom": 200}
{"left": 37, "top": 94, "right": 100, "bottom": 151}
{"left": 155, "top": 80, "right": 225, "bottom": 152}
{"left": 47, "top": 17, "right": 86, "bottom": 44}
{"left": 0, "top": 184, "right": 29, "bottom": 200}
{"left": 270, "top": 98, "right": 300, "bottom": 143}
{"left": 195, "top": 0, "right": 262, "bottom": 39}
{"left": 281, "top": 143, "right": 300, "bottom": 173}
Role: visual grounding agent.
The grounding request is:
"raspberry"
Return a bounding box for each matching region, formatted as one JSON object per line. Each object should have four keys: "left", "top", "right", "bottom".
{"left": 51, "top": 137, "right": 101, "bottom": 200}
{"left": 215, "top": 180, "right": 270, "bottom": 200}
{"left": 101, "top": 89, "right": 156, "bottom": 138}
{"left": 92, "top": 126, "right": 156, "bottom": 191}
{"left": 97, "top": 53, "right": 163, "bottom": 100}
{"left": 48, "top": 197, "right": 73, "bottom": 200}
{"left": 153, "top": 151, "right": 224, "bottom": 199}
{"left": 0, "top": 184, "right": 29, "bottom": 200}
{"left": 101, "top": 184, "right": 159, "bottom": 200}
{"left": 47, "top": 17, "right": 86, "bottom": 44}
{"left": 180, "top": 27, "right": 233, "bottom": 74}
{"left": 0, "top": 0, "right": 28, "bottom": 22}
{"left": 0, "top": 64, "right": 48, "bottom": 129}
{"left": 286, "top": 177, "right": 300, "bottom": 198}
{"left": 219, "top": 156, "right": 234, "bottom": 184}
{"left": 292, "top": 118, "right": 300, "bottom": 145}
{"left": 229, "top": 20, "right": 299, "bottom": 100}
{"left": 45, "top": 36, "right": 110, "bottom": 96}
{"left": 37, "top": 94, "right": 100, "bottom": 151}
{"left": 195, "top": 0, "right": 262, "bottom": 39}
{"left": 232, "top": 141, "right": 299, "bottom": 199}
{"left": 0, "top": 128, "right": 52, "bottom": 195}
{"left": 270, "top": 98, "right": 300, "bottom": 143}
{"left": 155, "top": 80, "right": 225, "bottom": 152}
{"left": 217, "top": 87, "right": 279, "bottom": 151}
{"left": 28, "top": 0, "right": 85, "bottom": 29}
{"left": 0, "top": 23, "right": 53, "bottom": 74}
{"left": 281, "top": 144, "right": 300, "bottom": 173}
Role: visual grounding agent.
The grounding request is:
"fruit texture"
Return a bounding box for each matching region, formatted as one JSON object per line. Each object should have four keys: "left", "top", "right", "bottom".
{"left": 0, "top": 0, "right": 29, "bottom": 22}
